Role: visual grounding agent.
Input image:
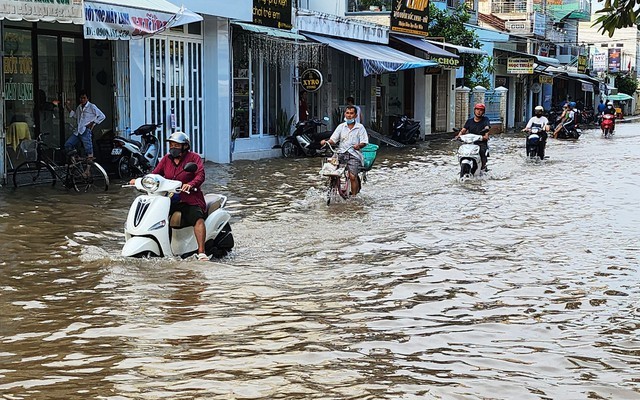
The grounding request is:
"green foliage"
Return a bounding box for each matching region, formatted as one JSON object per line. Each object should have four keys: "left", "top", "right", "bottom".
{"left": 275, "top": 109, "right": 294, "bottom": 137}
{"left": 428, "top": 3, "right": 488, "bottom": 88}
{"left": 614, "top": 73, "right": 639, "bottom": 95}
{"left": 593, "top": 0, "right": 640, "bottom": 37}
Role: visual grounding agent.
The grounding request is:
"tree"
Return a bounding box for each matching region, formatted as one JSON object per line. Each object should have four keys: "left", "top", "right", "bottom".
{"left": 593, "top": 0, "right": 640, "bottom": 37}
{"left": 428, "top": 4, "right": 490, "bottom": 88}
{"left": 614, "top": 73, "right": 639, "bottom": 95}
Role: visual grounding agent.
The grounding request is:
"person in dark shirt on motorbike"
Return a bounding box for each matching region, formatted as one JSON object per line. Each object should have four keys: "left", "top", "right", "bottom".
{"left": 130, "top": 131, "right": 208, "bottom": 261}
{"left": 455, "top": 103, "right": 491, "bottom": 171}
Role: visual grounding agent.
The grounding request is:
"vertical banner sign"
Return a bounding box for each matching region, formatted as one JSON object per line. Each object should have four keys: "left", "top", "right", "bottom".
{"left": 577, "top": 55, "right": 587, "bottom": 73}
{"left": 608, "top": 48, "right": 621, "bottom": 73}
{"left": 592, "top": 53, "right": 607, "bottom": 72}
{"left": 390, "top": 0, "right": 430, "bottom": 36}
{"left": 253, "top": 0, "right": 292, "bottom": 30}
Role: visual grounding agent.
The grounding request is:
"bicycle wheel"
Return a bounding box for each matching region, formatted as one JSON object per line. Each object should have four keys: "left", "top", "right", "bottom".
{"left": 70, "top": 160, "right": 109, "bottom": 192}
{"left": 13, "top": 161, "right": 57, "bottom": 188}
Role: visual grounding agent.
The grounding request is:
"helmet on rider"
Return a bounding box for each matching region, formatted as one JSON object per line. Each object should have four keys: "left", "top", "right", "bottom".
{"left": 166, "top": 131, "right": 190, "bottom": 158}
{"left": 569, "top": 101, "right": 576, "bottom": 108}
{"left": 534, "top": 105, "right": 544, "bottom": 116}
{"left": 474, "top": 103, "right": 486, "bottom": 116}
{"left": 606, "top": 102, "right": 614, "bottom": 109}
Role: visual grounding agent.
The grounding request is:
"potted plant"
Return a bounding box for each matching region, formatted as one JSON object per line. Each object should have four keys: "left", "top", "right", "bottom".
{"left": 273, "top": 108, "right": 294, "bottom": 148}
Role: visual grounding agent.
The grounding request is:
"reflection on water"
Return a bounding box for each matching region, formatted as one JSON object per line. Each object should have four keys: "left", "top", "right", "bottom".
{"left": 1, "top": 126, "right": 639, "bottom": 399}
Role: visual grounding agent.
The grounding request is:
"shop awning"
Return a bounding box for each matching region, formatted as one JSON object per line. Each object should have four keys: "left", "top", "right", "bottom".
{"left": 84, "top": 0, "right": 202, "bottom": 40}
{"left": 495, "top": 48, "right": 560, "bottom": 66}
{"left": 424, "top": 39, "right": 487, "bottom": 55}
{"left": 604, "top": 93, "right": 633, "bottom": 101}
{"left": 303, "top": 33, "right": 437, "bottom": 76}
{"left": 391, "top": 35, "right": 459, "bottom": 59}
{"left": 233, "top": 22, "right": 306, "bottom": 40}
{"left": 0, "top": 0, "right": 84, "bottom": 24}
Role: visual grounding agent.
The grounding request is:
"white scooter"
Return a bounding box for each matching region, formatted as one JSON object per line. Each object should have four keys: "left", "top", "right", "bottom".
{"left": 122, "top": 163, "right": 234, "bottom": 259}
{"left": 455, "top": 130, "right": 488, "bottom": 181}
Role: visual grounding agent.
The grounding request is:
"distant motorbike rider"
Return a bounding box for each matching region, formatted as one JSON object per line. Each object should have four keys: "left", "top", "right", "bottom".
{"left": 523, "top": 106, "right": 550, "bottom": 158}
{"left": 553, "top": 102, "right": 575, "bottom": 138}
{"left": 455, "top": 103, "right": 491, "bottom": 171}
{"left": 320, "top": 106, "right": 369, "bottom": 195}
{"left": 602, "top": 101, "right": 616, "bottom": 116}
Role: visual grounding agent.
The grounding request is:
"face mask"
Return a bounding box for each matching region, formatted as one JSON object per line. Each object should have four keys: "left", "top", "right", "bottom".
{"left": 169, "top": 148, "right": 182, "bottom": 158}
{"left": 344, "top": 118, "right": 356, "bottom": 124}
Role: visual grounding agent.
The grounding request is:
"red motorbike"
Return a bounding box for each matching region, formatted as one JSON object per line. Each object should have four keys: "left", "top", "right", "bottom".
{"left": 600, "top": 114, "right": 615, "bottom": 138}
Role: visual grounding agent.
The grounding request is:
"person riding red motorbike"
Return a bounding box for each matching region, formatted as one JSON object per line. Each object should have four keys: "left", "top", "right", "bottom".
{"left": 600, "top": 102, "right": 616, "bottom": 137}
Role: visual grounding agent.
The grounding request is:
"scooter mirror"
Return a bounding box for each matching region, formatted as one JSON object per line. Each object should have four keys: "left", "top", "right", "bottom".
{"left": 323, "top": 116, "right": 330, "bottom": 122}
{"left": 183, "top": 162, "right": 198, "bottom": 173}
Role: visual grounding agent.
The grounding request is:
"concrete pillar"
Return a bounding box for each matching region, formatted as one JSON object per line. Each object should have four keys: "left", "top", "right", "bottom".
{"left": 495, "top": 86, "right": 508, "bottom": 131}
{"left": 455, "top": 86, "right": 471, "bottom": 128}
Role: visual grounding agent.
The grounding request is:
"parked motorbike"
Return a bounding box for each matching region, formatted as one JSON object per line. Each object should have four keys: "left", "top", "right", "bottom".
{"left": 111, "top": 123, "right": 162, "bottom": 180}
{"left": 391, "top": 115, "right": 420, "bottom": 144}
{"left": 281, "top": 117, "right": 332, "bottom": 158}
{"left": 523, "top": 125, "right": 546, "bottom": 161}
{"left": 600, "top": 114, "right": 615, "bottom": 138}
{"left": 122, "top": 163, "right": 234, "bottom": 259}
{"left": 454, "top": 129, "right": 488, "bottom": 181}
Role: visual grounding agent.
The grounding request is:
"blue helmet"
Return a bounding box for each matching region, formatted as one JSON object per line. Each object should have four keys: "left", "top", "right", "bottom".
{"left": 569, "top": 101, "right": 576, "bottom": 108}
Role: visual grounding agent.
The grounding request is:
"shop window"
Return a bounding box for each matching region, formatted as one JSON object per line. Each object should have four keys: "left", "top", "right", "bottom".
{"left": 3, "top": 28, "right": 34, "bottom": 170}
{"left": 347, "top": 0, "right": 392, "bottom": 12}
{"left": 232, "top": 33, "right": 282, "bottom": 139}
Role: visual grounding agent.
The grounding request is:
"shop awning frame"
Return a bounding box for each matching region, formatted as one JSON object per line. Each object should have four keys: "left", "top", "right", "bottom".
{"left": 495, "top": 48, "right": 560, "bottom": 66}
{"left": 233, "top": 22, "right": 306, "bottom": 41}
{"left": 424, "top": 39, "right": 487, "bottom": 55}
{"left": 391, "top": 35, "right": 459, "bottom": 59}
{"left": 303, "top": 33, "right": 438, "bottom": 76}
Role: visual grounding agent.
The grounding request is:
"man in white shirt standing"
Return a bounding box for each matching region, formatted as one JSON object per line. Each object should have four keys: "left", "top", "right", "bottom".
{"left": 320, "top": 106, "right": 369, "bottom": 195}
{"left": 64, "top": 90, "right": 105, "bottom": 158}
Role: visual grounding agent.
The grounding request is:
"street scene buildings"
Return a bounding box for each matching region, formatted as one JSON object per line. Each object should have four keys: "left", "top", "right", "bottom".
{"left": 0, "top": 0, "right": 636, "bottom": 183}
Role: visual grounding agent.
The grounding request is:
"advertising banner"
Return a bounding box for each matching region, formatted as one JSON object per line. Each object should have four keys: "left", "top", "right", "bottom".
{"left": 84, "top": 2, "right": 189, "bottom": 40}
{"left": 507, "top": 57, "right": 534, "bottom": 74}
{"left": 0, "top": 0, "right": 84, "bottom": 25}
{"left": 253, "top": 0, "right": 292, "bottom": 30}
{"left": 390, "top": 0, "right": 430, "bottom": 36}
{"left": 538, "top": 75, "right": 553, "bottom": 84}
{"left": 608, "top": 48, "right": 621, "bottom": 73}
{"left": 577, "top": 55, "right": 587, "bottom": 73}
{"left": 593, "top": 53, "right": 607, "bottom": 72}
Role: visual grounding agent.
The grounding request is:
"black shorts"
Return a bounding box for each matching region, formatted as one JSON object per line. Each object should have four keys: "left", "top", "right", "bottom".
{"left": 170, "top": 202, "right": 205, "bottom": 226}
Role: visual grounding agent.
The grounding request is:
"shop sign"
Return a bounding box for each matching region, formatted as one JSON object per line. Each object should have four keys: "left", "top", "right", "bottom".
{"left": 608, "top": 48, "right": 621, "bottom": 73}
{"left": 253, "top": 0, "right": 292, "bottom": 30}
{"left": 505, "top": 21, "right": 531, "bottom": 35}
{"left": 390, "top": 0, "right": 429, "bottom": 37}
{"left": 582, "top": 82, "right": 593, "bottom": 92}
{"left": 507, "top": 57, "right": 534, "bottom": 74}
{"left": 300, "top": 68, "right": 323, "bottom": 92}
{"left": 593, "top": 53, "right": 607, "bottom": 72}
{"left": 3, "top": 54, "right": 34, "bottom": 101}
{"left": 0, "top": 0, "right": 84, "bottom": 25}
{"left": 538, "top": 75, "right": 553, "bottom": 84}
{"left": 577, "top": 55, "right": 587, "bottom": 73}
{"left": 84, "top": 2, "right": 177, "bottom": 40}
{"left": 424, "top": 66, "right": 442, "bottom": 75}
{"left": 432, "top": 56, "right": 459, "bottom": 68}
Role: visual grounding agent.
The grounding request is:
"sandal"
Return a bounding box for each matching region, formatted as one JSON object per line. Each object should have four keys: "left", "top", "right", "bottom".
{"left": 196, "top": 253, "right": 210, "bottom": 261}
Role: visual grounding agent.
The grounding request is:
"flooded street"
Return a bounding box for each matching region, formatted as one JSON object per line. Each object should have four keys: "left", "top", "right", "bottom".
{"left": 1, "top": 124, "right": 639, "bottom": 399}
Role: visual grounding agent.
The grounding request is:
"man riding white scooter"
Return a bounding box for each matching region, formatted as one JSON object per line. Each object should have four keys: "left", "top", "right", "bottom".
{"left": 455, "top": 103, "right": 491, "bottom": 171}
{"left": 129, "top": 131, "right": 209, "bottom": 261}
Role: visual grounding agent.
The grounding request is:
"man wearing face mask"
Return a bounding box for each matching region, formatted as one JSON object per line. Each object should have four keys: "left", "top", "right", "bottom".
{"left": 320, "top": 105, "right": 369, "bottom": 195}
{"left": 129, "top": 131, "right": 208, "bottom": 261}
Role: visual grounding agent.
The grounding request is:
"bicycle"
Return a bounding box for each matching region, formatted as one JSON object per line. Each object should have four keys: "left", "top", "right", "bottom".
{"left": 319, "top": 143, "right": 378, "bottom": 205}
{"left": 12, "top": 132, "right": 109, "bottom": 192}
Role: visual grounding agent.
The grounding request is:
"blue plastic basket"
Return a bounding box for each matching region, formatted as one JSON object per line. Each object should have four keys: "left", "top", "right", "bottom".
{"left": 361, "top": 143, "right": 379, "bottom": 171}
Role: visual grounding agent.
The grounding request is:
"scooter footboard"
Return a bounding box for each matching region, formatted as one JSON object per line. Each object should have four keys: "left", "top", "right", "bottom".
{"left": 122, "top": 236, "right": 162, "bottom": 257}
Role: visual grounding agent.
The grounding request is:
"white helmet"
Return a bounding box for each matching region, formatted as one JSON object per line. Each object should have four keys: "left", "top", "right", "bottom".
{"left": 534, "top": 105, "right": 544, "bottom": 112}
{"left": 167, "top": 131, "right": 190, "bottom": 147}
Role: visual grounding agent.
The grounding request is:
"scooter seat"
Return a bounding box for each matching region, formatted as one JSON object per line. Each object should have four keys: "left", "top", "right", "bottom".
{"left": 204, "top": 193, "right": 224, "bottom": 216}
{"left": 115, "top": 136, "right": 142, "bottom": 148}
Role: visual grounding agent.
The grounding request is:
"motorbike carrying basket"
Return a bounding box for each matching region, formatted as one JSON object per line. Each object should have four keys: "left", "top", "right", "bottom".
{"left": 361, "top": 143, "right": 379, "bottom": 171}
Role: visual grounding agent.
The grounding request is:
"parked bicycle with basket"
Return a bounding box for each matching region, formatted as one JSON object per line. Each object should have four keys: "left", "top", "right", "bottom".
{"left": 319, "top": 142, "right": 378, "bottom": 205}
{"left": 13, "top": 133, "right": 109, "bottom": 192}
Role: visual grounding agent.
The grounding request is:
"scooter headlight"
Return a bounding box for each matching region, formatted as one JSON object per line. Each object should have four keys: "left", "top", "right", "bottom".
{"left": 141, "top": 175, "right": 160, "bottom": 192}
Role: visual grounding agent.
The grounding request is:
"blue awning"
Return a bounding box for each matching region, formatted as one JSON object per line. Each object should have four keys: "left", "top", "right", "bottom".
{"left": 303, "top": 33, "right": 437, "bottom": 76}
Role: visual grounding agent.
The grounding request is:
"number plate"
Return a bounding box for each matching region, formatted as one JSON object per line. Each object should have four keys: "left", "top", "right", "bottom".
{"left": 111, "top": 148, "right": 122, "bottom": 155}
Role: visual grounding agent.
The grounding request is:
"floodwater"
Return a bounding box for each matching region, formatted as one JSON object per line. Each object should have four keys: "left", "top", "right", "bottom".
{"left": 1, "top": 123, "right": 639, "bottom": 399}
